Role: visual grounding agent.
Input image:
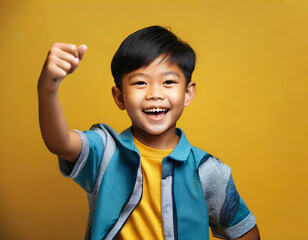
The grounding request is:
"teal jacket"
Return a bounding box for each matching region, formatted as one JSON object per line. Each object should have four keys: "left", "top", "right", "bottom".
{"left": 59, "top": 124, "right": 256, "bottom": 240}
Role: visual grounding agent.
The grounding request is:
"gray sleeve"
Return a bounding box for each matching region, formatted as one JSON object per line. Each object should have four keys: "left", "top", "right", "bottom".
{"left": 58, "top": 130, "right": 89, "bottom": 178}
{"left": 198, "top": 157, "right": 256, "bottom": 239}
{"left": 58, "top": 128, "right": 108, "bottom": 193}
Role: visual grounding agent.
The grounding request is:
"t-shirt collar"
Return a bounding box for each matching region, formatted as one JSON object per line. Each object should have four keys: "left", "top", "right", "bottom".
{"left": 117, "top": 125, "right": 192, "bottom": 162}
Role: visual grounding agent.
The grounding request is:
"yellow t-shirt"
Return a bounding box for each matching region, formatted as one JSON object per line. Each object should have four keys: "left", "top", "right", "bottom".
{"left": 115, "top": 138, "right": 173, "bottom": 240}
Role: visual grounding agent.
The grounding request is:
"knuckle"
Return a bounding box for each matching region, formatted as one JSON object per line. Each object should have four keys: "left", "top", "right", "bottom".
{"left": 49, "top": 46, "right": 57, "bottom": 55}
{"left": 65, "top": 61, "right": 72, "bottom": 70}
{"left": 47, "top": 54, "right": 56, "bottom": 64}
{"left": 50, "top": 42, "right": 59, "bottom": 49}
{"left": 46, "top": 62, "right": 55, "bottom": 72}
{"left": 59, "top": 70, "right": 67, "bottom": 79}
{"left": 70, "top": 44, "right": 77, "bottom": 52}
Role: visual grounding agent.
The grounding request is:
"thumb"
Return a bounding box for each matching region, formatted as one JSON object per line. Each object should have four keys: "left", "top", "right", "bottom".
{"left": 77, "top": 44, "right": 87, "bottom": 60}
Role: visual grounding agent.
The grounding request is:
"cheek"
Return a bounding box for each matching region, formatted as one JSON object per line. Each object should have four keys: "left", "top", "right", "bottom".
{"left": 123, "top": 90, "right": 143, "bottom": 109}
{"left": 169, "top": 90, "right": 186, "bottom": 105}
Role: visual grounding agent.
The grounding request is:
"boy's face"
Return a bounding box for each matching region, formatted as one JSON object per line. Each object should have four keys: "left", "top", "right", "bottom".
{"left": 112, "top": 55, "right": 196, "bottom": 140}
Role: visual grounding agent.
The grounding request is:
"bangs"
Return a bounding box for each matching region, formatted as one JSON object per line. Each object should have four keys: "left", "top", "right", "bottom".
{"left": 111, "top": 26, "right": 196, "bottom": 89}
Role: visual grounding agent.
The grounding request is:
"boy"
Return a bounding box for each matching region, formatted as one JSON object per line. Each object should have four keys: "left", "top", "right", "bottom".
{"left": 38, "top": 26, "right": 260, "bottom": 240}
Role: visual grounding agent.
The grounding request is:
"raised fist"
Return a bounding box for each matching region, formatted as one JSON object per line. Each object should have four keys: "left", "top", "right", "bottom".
{"left": 38, "top": 43, "right": 87, "bottom": 93}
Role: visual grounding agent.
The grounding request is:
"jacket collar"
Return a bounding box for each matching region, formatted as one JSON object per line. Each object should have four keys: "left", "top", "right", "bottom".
{"left": 100, "top": 124, "right": 139, "bottom": 152}
{"left": 169, "top": 128, "right": 192, "bottom": 162}
{"left": 115, "top": 125, "right": 192, "bottom": 162}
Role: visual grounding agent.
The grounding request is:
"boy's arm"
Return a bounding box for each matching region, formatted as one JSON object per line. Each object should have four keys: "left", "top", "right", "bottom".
{"left": 38, "top": 43, "right": 87, "bottom": 162}
{"left": 236, "top": 225, "right": 260, "bottom": 240}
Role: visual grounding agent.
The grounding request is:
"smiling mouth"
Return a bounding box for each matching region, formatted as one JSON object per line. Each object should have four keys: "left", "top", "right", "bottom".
{"left": 143, "top": 108, "right": 169, "bottom": 117}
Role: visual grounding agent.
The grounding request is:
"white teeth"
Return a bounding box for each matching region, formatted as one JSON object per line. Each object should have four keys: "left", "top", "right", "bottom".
{"left": 144, "top": 108, "right": 168, "bottom": 113}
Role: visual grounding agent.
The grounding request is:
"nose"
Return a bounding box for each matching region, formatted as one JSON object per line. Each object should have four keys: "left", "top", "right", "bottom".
{"left": 145, "top": 84, "right": 165, "bottom": 100}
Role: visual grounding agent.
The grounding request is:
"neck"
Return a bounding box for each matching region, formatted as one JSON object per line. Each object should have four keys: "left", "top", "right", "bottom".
{"left": 132, "top": 126, "right": 179, "bottom": 150}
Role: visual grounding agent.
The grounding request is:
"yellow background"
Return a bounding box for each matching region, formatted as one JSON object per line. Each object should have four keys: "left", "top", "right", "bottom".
{"left": 1, "top": 0, "right": 307, "bottom": 239}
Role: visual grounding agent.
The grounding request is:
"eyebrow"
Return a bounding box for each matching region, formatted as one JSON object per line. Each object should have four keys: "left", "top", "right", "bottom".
{"left": 128, "top": 73, "right": 147, "bottom": 80}
{"left": 162, "top": 71, "right": 181, "bottom": 78}
{"left": 128, "top": 71, "right": 180, "bottom": 80}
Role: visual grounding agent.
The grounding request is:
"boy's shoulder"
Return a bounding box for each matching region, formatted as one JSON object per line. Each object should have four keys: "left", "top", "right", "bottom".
{"left": 190, "top": 145, "right": 231, "bottom": 177}
{"left": 190, "top": 144, "right": 212, "bottom": 166}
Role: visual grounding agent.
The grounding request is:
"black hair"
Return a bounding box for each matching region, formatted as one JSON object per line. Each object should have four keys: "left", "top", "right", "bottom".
{"left": 111, "top": 25, "right": 196, "bottom": 90}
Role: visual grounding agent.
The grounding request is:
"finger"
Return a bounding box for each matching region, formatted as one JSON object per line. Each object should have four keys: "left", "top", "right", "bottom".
{"left": 77, "top": 44, "right": 87, "bottom": 60}
{"left": 48, "top": 63, "right": 68, "bottom": 80}
{"left": 55, "top": 48, "right": 79, "bottom": 70}
{"left": 52, "top": 43, "right": 79, "bottom": 58}
{"left": 55, "top": 58, "right": 72, "bottom": 74}
{"left": 68, "top": 59, "right": 79, "bottom": 74}
{"left": 54, "top": 68, "right": 67, "bottom": 81}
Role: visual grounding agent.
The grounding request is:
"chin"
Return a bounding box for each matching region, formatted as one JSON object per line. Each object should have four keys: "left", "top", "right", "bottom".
{"left": 142, "top": 125, "right": 174, "bottom": 136}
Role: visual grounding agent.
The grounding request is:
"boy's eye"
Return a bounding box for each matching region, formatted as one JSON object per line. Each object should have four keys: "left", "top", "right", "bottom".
{"left": 164, "top": 80, "right": 175, "bottom": 85}
{"left": 133, "top": 81, "right": 146, "bottom": 86}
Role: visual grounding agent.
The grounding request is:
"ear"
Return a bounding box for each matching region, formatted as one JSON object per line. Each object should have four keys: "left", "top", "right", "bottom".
{"left": 184, "top": 81, "right": 196, "bottom": 107}
{"left": 112, "top": 86, "right": 125, "bottom": 110}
